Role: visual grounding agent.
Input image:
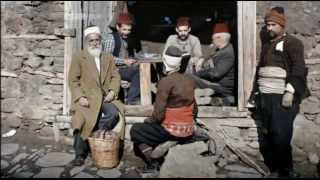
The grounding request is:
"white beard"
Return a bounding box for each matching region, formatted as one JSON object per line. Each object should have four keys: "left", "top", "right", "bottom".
{"left": 87, "top": 46, "right": 102, "bottom": 58}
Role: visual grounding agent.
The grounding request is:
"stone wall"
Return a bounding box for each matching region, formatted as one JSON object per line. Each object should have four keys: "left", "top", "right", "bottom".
{"left": 1, "top": 1, "right": 65, "bottom": 136}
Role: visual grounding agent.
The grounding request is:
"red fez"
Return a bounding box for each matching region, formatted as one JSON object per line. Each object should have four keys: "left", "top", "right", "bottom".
{"left": 213, "top": 23, "right": 229, "bottom": 34}
{"left": 176, "top": 17, "right": 190, "bottom": 27}
{"left": 116, "top": 13, "right": 133, "bottom": 25}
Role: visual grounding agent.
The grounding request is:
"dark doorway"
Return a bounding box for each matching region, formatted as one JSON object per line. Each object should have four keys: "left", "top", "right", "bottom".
{"left": 127, "top": 1, "right": 237, "bottom": 46}
{"left": 127, "top": 1, "right": 238, "bottom": 106}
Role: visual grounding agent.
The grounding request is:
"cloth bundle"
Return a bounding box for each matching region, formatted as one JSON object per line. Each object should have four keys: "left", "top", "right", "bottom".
{"left": 258, "top": 66, "right": 287, "bottom": 94}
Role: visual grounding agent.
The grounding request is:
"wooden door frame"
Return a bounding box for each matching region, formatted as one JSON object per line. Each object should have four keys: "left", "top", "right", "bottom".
{"left": 237, "top": 1, "right": 256, "bottom": 111}
{"left": 62, "top": 1, "right": 257, "bottom": 115}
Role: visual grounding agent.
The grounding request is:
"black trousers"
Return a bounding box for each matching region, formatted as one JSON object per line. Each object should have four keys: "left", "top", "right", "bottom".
{"left": 73, "top": 102, "right": 119, "bottom": 159}
{"left": 257, "top": 93, "right": 299, "bottom": 175}
{"left": 130, "top": 122, "right": 193, "bottom": 162}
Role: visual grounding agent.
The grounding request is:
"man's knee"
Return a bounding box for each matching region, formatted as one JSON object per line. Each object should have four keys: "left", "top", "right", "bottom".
{"left": 130, "top": 123, "right": 144, "bottom": 138}
{"left": 102, "top": 103, "right": 118, "bottom": 118}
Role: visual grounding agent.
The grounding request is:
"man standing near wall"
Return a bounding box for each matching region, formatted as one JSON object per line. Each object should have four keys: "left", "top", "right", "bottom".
{"left": 250, "top": 7, "right": 310, "bottom": 177}
{"left": 68, "top": 26, "right": 125, "bottom": 166}
{"left": 102, "top": 13, "right": 141, "bottom": 105}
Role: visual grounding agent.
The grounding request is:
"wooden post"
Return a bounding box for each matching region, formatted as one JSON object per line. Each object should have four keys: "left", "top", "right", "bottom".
{"left": 63, "top": 1, "right": 82, "bottom": 115}
{"left": 237, "top": 1, "right": 256, "bottom": 111}
{"left": 140, "top": 63, "right": 152, "bottom": 105}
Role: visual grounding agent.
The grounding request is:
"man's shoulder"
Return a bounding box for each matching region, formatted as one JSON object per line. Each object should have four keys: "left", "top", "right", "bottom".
{"left": 189, "top": 34, "right": 201, "bottom": 42}
{"left": 166, "top": 34, "right": 178, "bottom": 42}
{"left": 285, "top": 34, "right": 303, "bottom": 46}
{"left": 72, "top": 50, "right": 86, "bottom": 59}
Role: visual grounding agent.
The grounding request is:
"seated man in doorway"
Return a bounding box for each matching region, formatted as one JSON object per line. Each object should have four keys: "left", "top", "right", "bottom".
{"left": 188, "top": 22, "right": 235, "bottom": 106}
{"left": 102, "top": 12, "right": 141, "bottom": 105}
{"left": 130, "top": 46, "right": 198, "bottom": 172}
{"left": 68, "top": 26, "right": 125, "bottom": 166}
{"left": 160, "top": 17, "right": 203, "bottom": 76}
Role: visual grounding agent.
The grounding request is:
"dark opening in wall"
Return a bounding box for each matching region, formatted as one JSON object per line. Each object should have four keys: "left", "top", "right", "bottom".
{"left": 127, "top": 1, "right": 237, "bottom": 46}
{"left": 127, "top": 1, "right": 238, "bottom": 106}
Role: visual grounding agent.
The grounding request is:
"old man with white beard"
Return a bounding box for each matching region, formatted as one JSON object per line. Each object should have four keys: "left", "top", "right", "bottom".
{"left": 68, "top": 26, "right": 125, "bottom": 166}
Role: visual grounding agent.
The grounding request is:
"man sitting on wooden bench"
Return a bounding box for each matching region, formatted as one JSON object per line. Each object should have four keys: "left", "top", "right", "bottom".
{"left": 130, "top": 46, "right": 199, "bottom": 172}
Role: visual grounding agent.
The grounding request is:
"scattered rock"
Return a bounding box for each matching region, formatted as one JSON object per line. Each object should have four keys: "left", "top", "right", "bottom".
{"left": 217, "top": 158, "right": 227, "bottom": 168}
{"left": 1, "top": 143, "right": 19, "bottom": 156}
{"left": 35, "top": 152, "right": 73, "bottom": 167}
{"left": 292, "top": 114, "right": 320, "bottom": 153}
{"left": 73, "top": 172, "right": 95, "bottom": 178}
{"left": 224, "top": 164, "right": 258, "bottom": 174}
{"left": 1, "top": 98, "right": 18, "bottom": 113}
{"left": 8, "top": 164, "right": 21, "bottom": 174}
{"left": 9, "top": 118, "right": 22, "bottom": 129}
{"left": 300, "top": 98, "right": 320, "bottom": 114}
{"left": 33, "top": 167, "right": 64, "bottom": 178}
{"left": 227, "top": 154, "right": 239, "bottom": 163}
{"left": 292, "top": 146, "right": 307, "bottom": 162}
{"left": 12, "top": 153, "right": 29, "bottom": 164}
{"left": 23, "top": 56, "right": 42, "bottom": 69}
{"left": 12, "top": 171, "right": 34, "bottom": 178}
{"left": 39, "top": 126, "right": 54, "bottom": 137}
{"left": 159, "top": 141, "right": 216, "bottom": 178}
{"left": 1, "top": 160, "right": 9, "bottom": 169}
{"left": 97, "top": 169, "right": 122, "bottom": 178}
{"left": 227, "top": 171, "right": 262, "bottom": 178}
{"left": 308, "top": 153, "right": 319, "bottom": 165}
{"left": 70, "top": 165, "right": 86, "bottom": 177}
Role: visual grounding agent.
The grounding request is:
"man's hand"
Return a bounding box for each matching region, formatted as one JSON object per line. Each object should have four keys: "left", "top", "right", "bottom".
{"left": 124, "top": 58, "right": 137, "bottom": 66}
{"left": 104, "top": 90, "right": 115, "bottom": 103}
{"left": 79, "top": 97, "right": 89, "bottom": 107}
{"left": 195, "top": 58, "right": 204, "bottom": 72}
{"left": 282, "top": 91, "right": 294, "bottom": 108}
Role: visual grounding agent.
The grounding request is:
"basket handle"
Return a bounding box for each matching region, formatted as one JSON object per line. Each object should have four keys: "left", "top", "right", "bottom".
{"left": 102, "top": 129, "right": 109, "bottom": 139}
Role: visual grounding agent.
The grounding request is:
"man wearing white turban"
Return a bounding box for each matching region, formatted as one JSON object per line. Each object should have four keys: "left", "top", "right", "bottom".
{"left": 68, "top": 25, "right": 125, "bottom": 166}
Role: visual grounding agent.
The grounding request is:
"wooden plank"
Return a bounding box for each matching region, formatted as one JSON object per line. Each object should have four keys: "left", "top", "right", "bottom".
{"left": 63, "top": 1, "right": 82, "bottom": 115}
{"left": 140, "top": 63, "right": 152, "bottom": 105}
{"left": 219, "top": 127, "right": 268, "bottom": 176}
{"left": 243, "top": 2, "right": 257, "bottom": 110}
{"left": 197, "top": 106, "right": 249, "bottom": 118}
{"left": 125, "top": 105, "right": 153, "bottom": 116}
{"left": 83, "top": 1, "right": 113, "bottom": 38}
{"left": 54, "top": 28, "right": 76, "bottom": 37}
{"left": 124, "top": 105, "right": 249, "bottom": 118}
{"left": 199, "top": 117, "right": 259, "bottom": 128}
{"left": 237, "top": 1, "right": 257, "bottom": 111}
{"left": 306, "top": 58, "right": 320, "bottom": 65}
{"left": 237, "top": 1, "right": 245, "bottom": 111}
{"left": 125, "top": 116, "right": 146, "bottom": 124}
{"left": 2, "top": 34, "right": 60, "bottom": 39}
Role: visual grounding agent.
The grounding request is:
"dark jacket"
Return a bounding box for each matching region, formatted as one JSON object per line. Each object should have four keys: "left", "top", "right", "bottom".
{"left": 152, "top": 72, "right": 198, "bottom": 123}
{"left": 196, "top": 43, "right": 235, "bottom": 94}
{"left": 251, "top": 34, "right": 310, "bottom": 104}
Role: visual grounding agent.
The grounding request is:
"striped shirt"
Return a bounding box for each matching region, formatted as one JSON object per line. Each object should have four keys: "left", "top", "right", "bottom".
{"left": 101, "top": 33, "right": 128, "bottom": 66}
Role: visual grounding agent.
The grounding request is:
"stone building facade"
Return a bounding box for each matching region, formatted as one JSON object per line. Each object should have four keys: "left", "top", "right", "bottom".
{"left": 1, "top": 1, "right": 320, "bottom": 177}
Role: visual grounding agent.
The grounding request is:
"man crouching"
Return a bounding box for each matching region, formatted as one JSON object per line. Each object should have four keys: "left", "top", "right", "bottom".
{"left": 130, "top": 46, "right": 198, "bottom": 172}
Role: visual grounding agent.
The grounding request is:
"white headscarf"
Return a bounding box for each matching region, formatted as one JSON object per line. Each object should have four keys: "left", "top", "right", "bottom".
{"left": 84, "top": 26, "right": 101, "bottom": 37}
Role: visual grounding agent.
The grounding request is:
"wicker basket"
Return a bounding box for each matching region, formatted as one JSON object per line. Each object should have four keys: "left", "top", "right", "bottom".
{"left": 88, "top": 130, "right": 120, "bottom": 168}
